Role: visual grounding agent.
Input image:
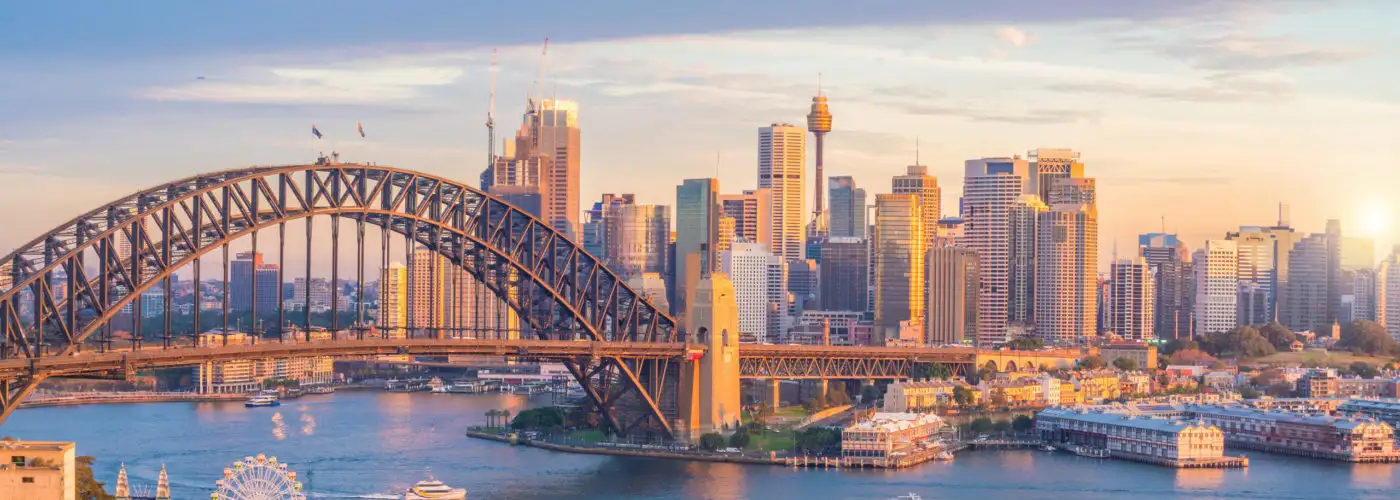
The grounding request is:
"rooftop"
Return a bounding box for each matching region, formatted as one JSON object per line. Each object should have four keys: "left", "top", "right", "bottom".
{"left": 846, "top": 412, "right": 942, "bottom": 433}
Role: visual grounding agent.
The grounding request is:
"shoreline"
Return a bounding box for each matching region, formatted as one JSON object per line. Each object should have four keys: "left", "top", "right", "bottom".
{"left": 464, "top": 430, "right": 782, "bottom": 466}
{"left": 20, "top": 392, "right": 246, "bottom": 408}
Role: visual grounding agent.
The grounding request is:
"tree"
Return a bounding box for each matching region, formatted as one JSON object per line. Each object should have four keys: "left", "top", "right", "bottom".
{"left": 1168, "top": 348, "right": 1217, "bottom": 366}
{"left": 795, "top": 427, "right": 842, "bottom": 455}
{"left": 1161, "top": 337, "right": 1199, "bottom": 356}
{"left": 1080, "top": 355, "right": 1108, "bottom": 370}
{"left": 1238, "top": 386, "right": 1262, "bottom": 399}
{"left": 953, "top": 385, "right": 975, "bottom": 407}
{"left": 992, "top": 420, "right": 1012, "bottom": 435}
{"left": 699, "top": 432, "right": 726, "bottom": 451}
{"left": 729, "top": 427, "right": 751, "bottom": 449}
{"left": 968, "top": 417, "right": 994, "bottom": 434}
{"left": 1011, "top": 415, "right": 1034, "bottom": 433}
{"left": 1111, "top": 357, "right": 1138, "bottom": 371}
{"left": 1339, "top": 320, "right": 1396, "bottom": 356}
{"left": 1007, "top": 336, "right": 1044, "bottom": 351}
{"left": 916, "top": 362, "right": 953, "bottom": 380}
{"left": 860, "top": 385, "right": 881, "bottom": 405}
{"left": 76, "top": 456, "right": 115, "bottom": 500}
{"left": 1259, "top": 322, "right": 1297, "bottom": 350}
{"left": 754, "top": 402, "right": 773, "bottom": 426}
{"left": 1350, "top": 361, "right": 1379, "bottom": 379}
{"left": 510, "top": 407, "right": 564, "bottom": 430}
{"left": 1236, "top": 327, "right": 1276, "bottom": 358}
{"left": 989, "top": 388, "right": 1008, "bottom": 407}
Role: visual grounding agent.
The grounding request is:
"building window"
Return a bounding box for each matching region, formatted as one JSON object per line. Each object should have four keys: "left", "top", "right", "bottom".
{"left": 22, "top": 477, "right": 35, "bottom": 483}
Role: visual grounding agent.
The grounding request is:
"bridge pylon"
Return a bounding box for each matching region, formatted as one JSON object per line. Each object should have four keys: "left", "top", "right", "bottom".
{"left": 676, "top": 273, "right": 741, "bottom": 441}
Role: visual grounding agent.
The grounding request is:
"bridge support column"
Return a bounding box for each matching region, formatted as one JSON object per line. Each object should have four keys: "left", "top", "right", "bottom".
{"left": 766, "top": 379, "right": 781, "bottom": 410}
{"left": 676, "top": 274, "right": 741, "bottom": 440}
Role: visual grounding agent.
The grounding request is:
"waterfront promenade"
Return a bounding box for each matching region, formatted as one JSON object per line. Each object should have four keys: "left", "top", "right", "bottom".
{"left": 20, "top": 391, "right": 245, "bottom": 408}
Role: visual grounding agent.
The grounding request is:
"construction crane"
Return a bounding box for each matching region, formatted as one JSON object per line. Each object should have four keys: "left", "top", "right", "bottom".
{"left": 487, "top": 48, "right": 497, "bottom": 171}
{"left": 530, "top": 37, "right": 549, "bottom": 151}
{"left": 533, "top": 37, "right": 549, "bottom": 114}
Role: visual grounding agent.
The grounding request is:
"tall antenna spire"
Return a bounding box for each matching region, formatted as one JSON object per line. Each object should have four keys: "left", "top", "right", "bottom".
{"left": 915, "top": 136, "right": 920, "bottom": 165}
{"left": 817, "top": 71, "right": 823, "bottom": 97}
{"left": 486, "top": 48, "right": 498, "bottom": 181}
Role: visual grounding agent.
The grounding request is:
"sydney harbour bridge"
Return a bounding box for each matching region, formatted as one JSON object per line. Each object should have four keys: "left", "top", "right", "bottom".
{"left": 0, "top": 163, "right": 1077, "bottom": 439}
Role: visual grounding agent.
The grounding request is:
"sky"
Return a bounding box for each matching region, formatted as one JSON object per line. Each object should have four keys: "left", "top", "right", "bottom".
{"left": 2, "top": 0, "right": 1398, "bottom": 275}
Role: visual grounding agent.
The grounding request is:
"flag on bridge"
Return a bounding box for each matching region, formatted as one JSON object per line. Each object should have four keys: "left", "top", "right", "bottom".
{"left": 356, "top": 121, "right": 365, "bottom": 138}
{"left": 312, "top": 124, "right": 322, "bottom": 139}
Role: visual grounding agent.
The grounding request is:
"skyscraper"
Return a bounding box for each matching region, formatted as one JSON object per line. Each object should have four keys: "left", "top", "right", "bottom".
{"left": 1326, "top": 219, "right": 1344, "bottom": 329}
{"left": 539, "top": 99, "right": 581, "bottom": 238}
{"left": 1108, "top": 257, "right": 1155, "bottom": 341}
{"left": 757, "top": 124, "right": 806, "bottom": 261}
{"left": 1283, "top": 232, "right": 1337, "bottom": 332}
{"left": 788, "top": 259, "right": 819, "bottom": 312}
{"left": 1379, "top": 246, "right": 1400, "bottom": 338}
{"left": 819, "top": 237, "right": 868, "bottom": 312}
{"left": 583, "top": 193, "right": 635, "bottom": 262}
{"left": 873, "top": 193, "right": 924, "bottom": 345}
{"left": 1140, "top": 233, "right": 1193, "bottom": 341}
{"left": 892, "top": 165, "right": 940, "bottom": 247}
{"left": 1028, "top": 148, "right": 1083, "bottom": 206}
{"left": 719, "top": 189, "right": 771, "bottom": 247}
{"left": 925, "top": 245, "right": 979, "bottom": 345}
{"left": 230, "top": 251, "right": 279, "bottom": 314}
{"left": 675, "top": 178, "right": 721, "bottom": 325}
{"left": 1195, "top": 240, "right": 1239, "bottom": 335}
{"left": 962, "top": 157, "right": 1033, "bottom": 345}
{"left": 1034, "top": 177, "right": 1098, "bottom": 345}
{"left": 1007, "top": 194, "right": 1047, "bottom": 327}
{"left": 377, "top": 263, "right": 407, "bottom": 338}
{"left": 606, "top": 204, "right": 671, "bottom": 280}
{"left": 721, "top": 242, "right": 787, "bottom": 344}
{"left": 1227, "top": 227, "right": 1278, "bottom": 325}
{"left": 827, "top": 176, "right": 866, "bottom": 239}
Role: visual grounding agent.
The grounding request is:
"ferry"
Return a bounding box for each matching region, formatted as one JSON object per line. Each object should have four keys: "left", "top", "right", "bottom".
{"left": 244, "top": 394, "right": 281, "bottom": 408}
{"left": 403, "top": 471, "right": 467, "bottom": 500}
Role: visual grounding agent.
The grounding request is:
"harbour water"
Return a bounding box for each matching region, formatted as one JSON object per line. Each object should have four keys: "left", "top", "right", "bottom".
{"left": 3, "top": 391, "right": 1399, "bottom": 499}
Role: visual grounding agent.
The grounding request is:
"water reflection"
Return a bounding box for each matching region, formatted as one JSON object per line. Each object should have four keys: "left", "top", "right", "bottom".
{"left": 1351, "top": 464, "right": 1394, "bottom": 489}
{"left": 681, "top": 461, "right": 747, "bottom": 500}
{"left": 1174, "top": 468, "right": 1224, "bottom": 490}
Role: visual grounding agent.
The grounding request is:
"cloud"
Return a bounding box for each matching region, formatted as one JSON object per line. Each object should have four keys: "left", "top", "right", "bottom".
{"left": 1045, "top": 72, "right": 1293, "bottom": 103}
{"left": 996, "top": 26, "right": 1029, "bottom": 48}
{"left": 141, "top": 65, "right": 464, "bottom": 105}
{"left": 1160, "top": 33, "right": 1370, "bottom": 71}
{"left": 903, "top": 102, "right": 1100, "bottom": 124}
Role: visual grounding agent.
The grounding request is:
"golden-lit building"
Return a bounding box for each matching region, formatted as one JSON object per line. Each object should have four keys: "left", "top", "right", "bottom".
{"left": 1100, "top": 344, "right": 1159, "bottom": 371}
{"left": 883, "top": 380, "right": 963, "bottom": 412}
{"left": 842, "top": 412, "right": 944, "bottom": 467}
{"left": 873, "top": 193, "right": 924, "bottom": 345}
{"left": 0, "top": 440, "right": 75, "bottom": 500}
{"left": 1074, "top": 371, "right": 1123, "bottom": 402}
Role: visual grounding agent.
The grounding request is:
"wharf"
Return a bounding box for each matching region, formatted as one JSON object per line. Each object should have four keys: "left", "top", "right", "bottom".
{"left": 1111, "top": 451, "right": 1249, "bottom": 469}
{"left": 1226, "top": 440, "right": 1400, "bottom": 463}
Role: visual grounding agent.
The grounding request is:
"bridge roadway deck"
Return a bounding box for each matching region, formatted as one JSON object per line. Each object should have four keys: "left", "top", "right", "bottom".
{"left": 0, "top": 340, "right": 1081, "bottom": 380}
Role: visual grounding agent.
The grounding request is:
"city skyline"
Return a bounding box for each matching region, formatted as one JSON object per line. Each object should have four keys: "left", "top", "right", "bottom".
{"left": 2, "top": 1, "right": 1397, "bottom": 276}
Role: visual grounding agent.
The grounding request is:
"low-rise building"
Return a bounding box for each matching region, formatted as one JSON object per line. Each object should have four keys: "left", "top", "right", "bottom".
{"left": 0, "top": 439, "right": 75, "bottom": 500}
{"left": 1192, "top": 405, "right": 1400, "bottom": 462}
{"left": 981, "top": 378, "right": 1046, "bottom": 408}
{"left": 883, "top": 380, "right": 961, "bottom": 412}
{"left": 1099, "top": 344, "right": 1158, "bottom": 370}
{"left": 1073, "top": 371, "right": 1123, "bottom": 403}
{"left": 1202, "top": 371, "right": 1236, "bottom": 391}
{"left": 841, "top": 412, "right": 944, "bottom": 467}
{"left": 1036, "top": 407, "right": 1228, "bottom": 467}
{"left": 1247, "top": 398, "right": 1349, "bottom": 414}
{"left": 1338, "top": 398, "right": 1400, "bottom": 429}
{"left": 1120, "top": 372, "right": 1152, "bottom": 395}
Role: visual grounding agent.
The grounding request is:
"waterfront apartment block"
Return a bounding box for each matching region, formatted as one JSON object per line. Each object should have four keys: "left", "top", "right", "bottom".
{"left": 1190, "top": 406, "right": 1400, "bottom": 462}
{"left": 0, "top": 440, "right": 75, "bottom": 500}
{"left": 841, "top": 412, "right": 944, "bottom": 467}
{"left": 1036, "top": 407, "right": 1230, "bottom": 467}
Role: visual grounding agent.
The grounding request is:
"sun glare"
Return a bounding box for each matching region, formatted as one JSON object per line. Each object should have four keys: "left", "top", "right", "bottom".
{"left": 1357, "top": 199, "right": 1394, "bottom": 238}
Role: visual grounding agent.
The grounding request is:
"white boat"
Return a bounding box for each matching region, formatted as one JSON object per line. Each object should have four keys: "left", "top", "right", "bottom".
{"left": 244, "top": 394, "right": 280, "bottom": 408}
{"left": 934, "top": 451, "right": 953, "bottom": 461}
{"left": 1040, "top": 444, "right": 1057, "bottom": 452}
{"left": 403, "top": 471, "right": 466, "bottom": 500}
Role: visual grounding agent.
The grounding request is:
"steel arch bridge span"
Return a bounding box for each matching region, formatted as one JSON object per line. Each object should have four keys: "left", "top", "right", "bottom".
{"left": 0, "top": 163, "right": 681, "bottom": 436}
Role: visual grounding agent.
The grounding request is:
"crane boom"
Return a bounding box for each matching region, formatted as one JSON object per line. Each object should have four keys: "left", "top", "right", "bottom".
{"left": 487, "top": 48, "right": 498, "bottom": 175}
{"left": 533, "top": 37, "right": 549, "bottom": 113}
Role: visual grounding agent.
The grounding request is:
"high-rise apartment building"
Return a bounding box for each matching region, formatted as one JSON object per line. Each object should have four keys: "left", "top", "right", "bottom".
{"left": 721, "top": 242, "right": 787, "bottom": 344}
{"left": 1344, "top": 268, "right": 1378, "bottom": 323}
{"left": 873, "top": 193, "right": 924, "bottom": 345}
{"left": 675, "top": 178, "right": 720, "bottom": 324}
{"left": 925, "top": 245, "right": 979, "bottom": 345}
{"left": 719, "top": 189, "right": 771, "bottom": 247}
{"left": 377, "top": 263, "right": 407, "bottom": 338}
{"left": 1028, "top": 148, "right": 1083, "bottom": 207}
{"left": 892, "top": 165, "right": 940, "bottom": 247}
{"left": 605, "top": 204, "right": 671, "bottom": 280}
{"left": 1034, "top": 177, "right": 1098, "bottom": 345}
{"left": 828, "top": 176, "right": 866, "bottom": 239}
{"left": 1108, "top": 257, "right": 1155, "bottom": 341}
{"left": 292, "top": 277, "right": 333, "bottom": 313}
{"left": 757, "top": 124, "right": 806, "bottom": 261}
{"left": 1326, "top": 219, "right": 1344, "bottom": 329}
{"left": 819, "top": 237, "right": 868, "bottom": 312}
{"left": 1195, "top": 240, "right": 1239, "bottom": 335}
{"left": 230, "top": 251, "right": 279, "bottom": 314}
{"left": 962, "top": 157, "right": 1033, "bottom": 345}
{"left": 1007, "top": 194, "right": 1047, "bottom": 327}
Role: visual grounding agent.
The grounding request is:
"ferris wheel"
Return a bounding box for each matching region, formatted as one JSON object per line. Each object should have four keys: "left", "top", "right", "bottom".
{"left": 211, "top": 453, "right": 306, "bottom": 500}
